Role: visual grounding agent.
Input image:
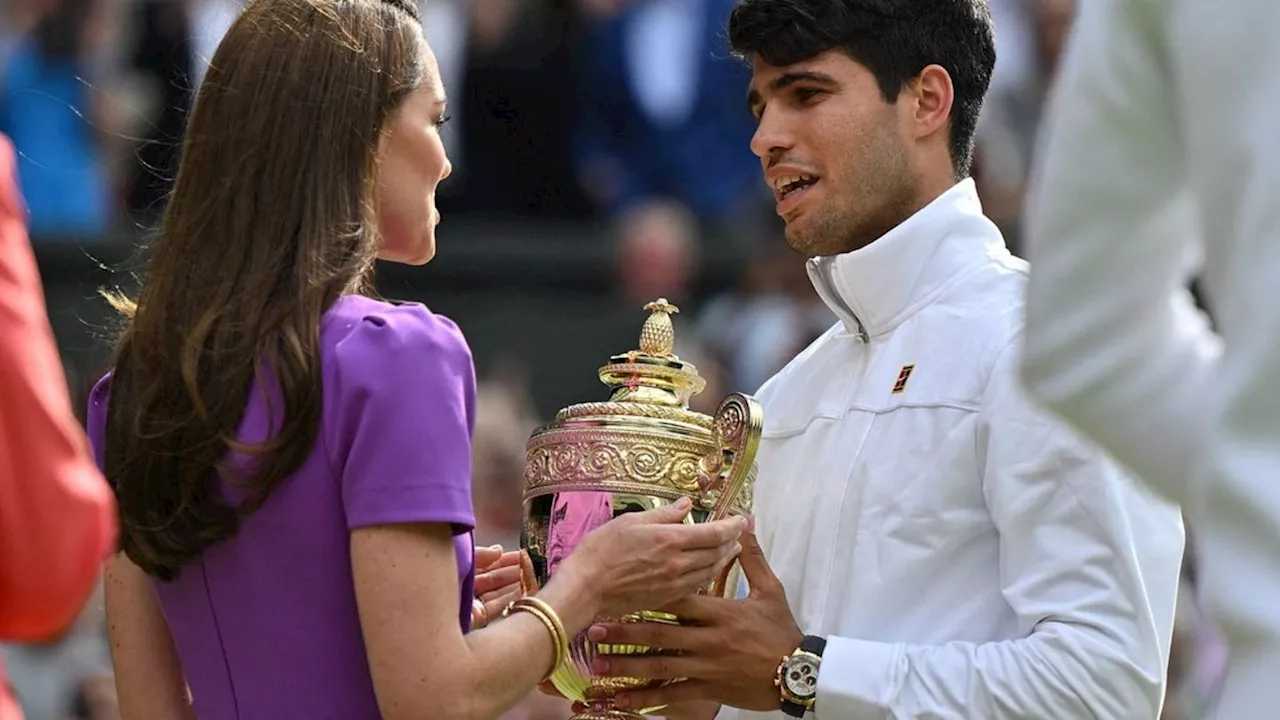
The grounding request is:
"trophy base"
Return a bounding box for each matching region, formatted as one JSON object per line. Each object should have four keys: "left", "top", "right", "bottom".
{"left": 569, "top": 711, "right": 644, "bottom": 720}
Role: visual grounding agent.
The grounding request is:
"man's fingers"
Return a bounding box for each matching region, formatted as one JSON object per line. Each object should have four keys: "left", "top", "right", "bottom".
{"left": 614, "top": 680, "right": 713, "bottom": 711}
{"left": 658, "top": 594, "right": 721, "bottom": 624}
{"left": 519, "top": 550, "right": 541, "bottom": 594}
{"left": 474, "top": 564, "right": 523, "bottom": 596}
{"left": 586, "top": 621, "right": 712, "bottom": 652}
{"left": 590, "top": 653, "right": 705, "bottom": 680}
{"left": 739, "top": 528, "right": 784, "bottom": 597}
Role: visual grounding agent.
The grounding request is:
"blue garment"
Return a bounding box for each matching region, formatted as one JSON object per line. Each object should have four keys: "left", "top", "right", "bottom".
{"left": 574, "top": 0, "right": 766, "bottom": 223}
{"left": 0, "top": 41, "right": 110, "bottom": 238}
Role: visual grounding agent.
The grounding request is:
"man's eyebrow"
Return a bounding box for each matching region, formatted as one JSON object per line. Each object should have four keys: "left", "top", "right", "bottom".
{"left": 746, "top": 70, "right": 840, "bottom": 115}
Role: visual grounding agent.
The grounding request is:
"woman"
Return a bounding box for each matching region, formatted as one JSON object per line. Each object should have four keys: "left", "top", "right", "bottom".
{"left": 91, "top": 2, "right": 745, "bottom": 719}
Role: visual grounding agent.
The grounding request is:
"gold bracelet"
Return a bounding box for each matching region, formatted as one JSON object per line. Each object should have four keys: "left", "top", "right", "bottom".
{"left": 503, "top": 598, "right": 568, "bottom": 680}
{"left": 515, "top": 597, "right": 568, "bottom": 653}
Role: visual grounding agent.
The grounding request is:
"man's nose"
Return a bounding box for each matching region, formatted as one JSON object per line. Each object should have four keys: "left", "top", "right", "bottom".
{"left": 749, "top": 107, "right": 792, "bottom": 160}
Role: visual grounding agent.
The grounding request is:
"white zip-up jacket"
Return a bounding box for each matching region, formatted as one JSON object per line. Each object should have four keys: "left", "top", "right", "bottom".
{"left": 1019, "top": 0, "right": 1280, "bottom": 716}
{"left": 718, "top": 180, "right": 1185, "bottom": 720}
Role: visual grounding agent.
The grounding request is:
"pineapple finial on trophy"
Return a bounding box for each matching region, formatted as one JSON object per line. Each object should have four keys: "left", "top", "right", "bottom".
{"left": 639, "top": 298, "right": 679, "bottom": 357}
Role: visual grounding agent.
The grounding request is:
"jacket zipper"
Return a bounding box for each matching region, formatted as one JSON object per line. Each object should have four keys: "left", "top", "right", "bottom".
{"left": 816, "top": 257, "right": 870, "bottom": 343}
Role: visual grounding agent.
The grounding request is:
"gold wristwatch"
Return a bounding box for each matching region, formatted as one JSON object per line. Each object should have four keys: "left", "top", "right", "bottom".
{"left": 776, "top": 635, "right": 825, "bottom": 717}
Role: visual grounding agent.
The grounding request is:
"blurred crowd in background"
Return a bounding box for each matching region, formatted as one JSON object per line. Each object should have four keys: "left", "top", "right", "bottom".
{"left": 0, "top": 0, "right": 1220, "bottom": 719}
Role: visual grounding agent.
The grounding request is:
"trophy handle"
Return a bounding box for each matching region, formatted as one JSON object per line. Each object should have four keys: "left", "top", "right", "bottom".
{"left": 707, "top": 393, "right": 764, "bottom": 522}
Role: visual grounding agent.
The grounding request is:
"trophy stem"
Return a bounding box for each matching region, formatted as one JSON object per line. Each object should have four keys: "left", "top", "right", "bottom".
{"left": 569, "top": 711, "right": 645, "bottom": 720}
{"left": 569, "top": 699, "right": 646, "bottom": 720}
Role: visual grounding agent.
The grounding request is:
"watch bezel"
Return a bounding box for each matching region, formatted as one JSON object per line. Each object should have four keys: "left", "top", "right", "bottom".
{"left": 779, "top": 650, "right": 822, "bottom": 701}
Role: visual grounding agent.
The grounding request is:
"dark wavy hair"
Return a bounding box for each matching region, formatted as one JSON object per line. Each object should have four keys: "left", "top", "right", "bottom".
{"left": 727, "top": 0, "right": 996, "bottom": 178}
{"left": 103, "top": 0, "right": 424, "bottom": 581}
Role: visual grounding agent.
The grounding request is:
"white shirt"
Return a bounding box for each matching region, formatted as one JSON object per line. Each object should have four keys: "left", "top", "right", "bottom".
{"left": 717, "top": 180, "right": 1185, "bottom": 720}
{"left": 1019, "top": 0, "right": 1280, "bottom": 716}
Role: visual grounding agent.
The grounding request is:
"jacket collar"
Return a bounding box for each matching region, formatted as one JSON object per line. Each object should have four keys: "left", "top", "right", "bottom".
{"left": 806, "top": 178, "right": 1006, "bottom": 340}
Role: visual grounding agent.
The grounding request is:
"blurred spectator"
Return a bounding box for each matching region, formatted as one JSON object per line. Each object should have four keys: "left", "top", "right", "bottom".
{"left": 1162, "top": 543, "right": 1228, "bottom": 720}
{"left": 972, "top": 0, "right": 1075, "bottom": 255}
{"left": 188, "top": 0, "right": 240, "bottom": 87}
{"left": 442, "top": 0, "right": 592, "bottom": 218}
{"left": 677, "top": 335, "right": 727, "bottom": 417}
{"left": 123, "top": 0, "right": 196, "bottom": 225}
{"left": 695, "top": 240, "right": 833, "bottom": 394}
{"left": 573, "top": 0, "right": 764, "bottom": 227}
{"left": 471, "top": 364, "right": 542, "bottom": 551}
{"left": 614, "top": 198, "right": 699, "bottom": 307}
{"left": 1036, "top": 0, "right": 1075, "bottom": 82}
{"left": 2, "top": 582, "right": 117, "bottom": 720}
{"left": 0, "top": 0, "right": 46, "bottom": 68}
{"left": 419, "top": 0, "right": 467, "bottom": 163}
{"left": 0, "top": 0, "right": 114, "bottom": 238}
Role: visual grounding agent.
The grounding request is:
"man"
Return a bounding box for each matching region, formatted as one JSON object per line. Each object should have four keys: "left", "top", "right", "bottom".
{"left": 1017, "top": 0, "right": 1280, "bottom": 716}
{"left": 581, "top": 1, "right": 1186, "bottom": 718}
{"left": 0, "top": 133, "right": 118, "bottom": 720}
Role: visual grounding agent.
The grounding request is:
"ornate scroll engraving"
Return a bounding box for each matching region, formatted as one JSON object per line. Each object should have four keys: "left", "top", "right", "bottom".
{"left": 525, "top": 431, "right": 708, "bottom": 500}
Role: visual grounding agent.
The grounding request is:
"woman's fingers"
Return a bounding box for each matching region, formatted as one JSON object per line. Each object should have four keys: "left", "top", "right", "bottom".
{"left": 474, "top": 563, "right": 523, "bottom": 596}
{"left": 475, "top": 544, "right": 504, "bottom": 569}
{"left": 482, "top": 590, "right": 522, "bottom": 624}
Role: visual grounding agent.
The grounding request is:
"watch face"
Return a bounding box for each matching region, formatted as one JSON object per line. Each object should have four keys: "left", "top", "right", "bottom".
{"left": 782, "top": 656, "right": 819, "bottom": 699}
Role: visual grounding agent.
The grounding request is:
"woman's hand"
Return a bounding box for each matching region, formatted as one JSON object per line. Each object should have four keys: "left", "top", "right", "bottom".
{"left": 557, "top": 498, "right": 746, "bottom": 619}
{"left": 471, "top": 545, "right": 526, "bottom": 629}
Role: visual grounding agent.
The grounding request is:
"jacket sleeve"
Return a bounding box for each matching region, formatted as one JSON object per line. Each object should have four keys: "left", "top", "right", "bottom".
{"left": 1024, "top": 0, "right": 1280, "bottom": 714}
{"left": 0, "top": 134, "right": 117, "bottom": 641}
{"left": 813, "top": 340, "right": 1185, "bottom": 720}
{"left": 1018, "top": 0, "right": 1219, "bottom": 507}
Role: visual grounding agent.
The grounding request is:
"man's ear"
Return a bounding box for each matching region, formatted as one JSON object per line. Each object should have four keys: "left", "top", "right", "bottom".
{"left": 909, "top": 64, "right": 955, "bottom": 142}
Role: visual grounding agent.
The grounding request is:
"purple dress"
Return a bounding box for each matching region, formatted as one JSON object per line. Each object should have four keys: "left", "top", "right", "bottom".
{"left": 86, "top": 295, "right": 477, "bottom": 720}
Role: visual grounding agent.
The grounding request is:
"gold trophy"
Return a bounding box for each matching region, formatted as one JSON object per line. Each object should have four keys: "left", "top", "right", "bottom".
{"left": 521, "top": 299, "right": 763, "bottom": 720}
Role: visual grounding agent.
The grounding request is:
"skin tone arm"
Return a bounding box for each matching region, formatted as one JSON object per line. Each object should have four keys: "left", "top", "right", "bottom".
{"left": 103, "top": 554, "right": 196, "bottom": 720}
{"left": 104, "top": 498, "right": 742, "bottom": 720}
{"left": 356, "top": 500, "right": 745, "bottom": 720}
{"left": 353, "top": 523, "right": 585, "bottom": 720}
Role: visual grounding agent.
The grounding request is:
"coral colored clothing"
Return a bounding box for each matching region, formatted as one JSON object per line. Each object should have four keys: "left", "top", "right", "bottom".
{"left": 0, "top": 134, "right": 117, "bottom": 720}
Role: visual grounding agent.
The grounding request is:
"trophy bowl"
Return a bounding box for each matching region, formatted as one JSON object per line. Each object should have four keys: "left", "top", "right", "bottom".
{"left": 520, "top": 299, "right": 763, "bottom": 720}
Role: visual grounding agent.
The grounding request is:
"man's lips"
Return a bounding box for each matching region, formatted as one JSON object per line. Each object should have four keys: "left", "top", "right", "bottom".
{"left": 775, "top": 177, "right": 819, "bottom": 216}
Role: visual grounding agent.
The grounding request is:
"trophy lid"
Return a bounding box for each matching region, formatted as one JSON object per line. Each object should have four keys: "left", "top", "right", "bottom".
{"left": 597, "top": 298, "right": 706, "bottom": 408}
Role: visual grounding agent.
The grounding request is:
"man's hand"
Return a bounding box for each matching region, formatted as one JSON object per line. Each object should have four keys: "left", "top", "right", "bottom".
{"left": 472, "top": 545, "right": 526, "bottom": 629}
{"left": 586, "top": 527, "right": 803, "bottom": 712}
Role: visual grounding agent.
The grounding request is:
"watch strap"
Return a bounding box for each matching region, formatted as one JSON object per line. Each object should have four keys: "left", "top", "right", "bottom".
{"left": 800, "top": 634, "right": 826, "bottom": 656}
{"left": 779, "top": 636, "right": 826, "bottom": 717}
{"left": 781, "top": 698, "right": 807, "bottom": 718}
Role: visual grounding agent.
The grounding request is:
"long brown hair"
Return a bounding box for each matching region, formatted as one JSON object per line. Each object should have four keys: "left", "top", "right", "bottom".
{"left": 103, "top": 0, "right": 425, "bottom": 581}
